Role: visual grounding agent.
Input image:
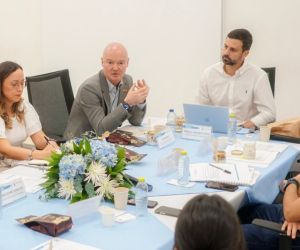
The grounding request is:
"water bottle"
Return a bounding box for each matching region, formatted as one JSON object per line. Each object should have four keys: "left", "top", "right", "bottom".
{"left": 227, "top": 113, "right": 237, "bottom": 144}
{"left": 166, "top": 109, "right": 177, "bottom": 131}
{"left": 135, "top": 177, "right": 148, "bottom": 216}
{"left": 177, "top": 150, "right": 190, "bottom": 186}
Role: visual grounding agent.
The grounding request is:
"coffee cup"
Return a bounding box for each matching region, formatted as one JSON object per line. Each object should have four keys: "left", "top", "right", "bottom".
{"left": 259, "top": 126, "right": 271, "bottom": 142}
{"left": 113, "top": 187, "right": 129, "bottom": 210}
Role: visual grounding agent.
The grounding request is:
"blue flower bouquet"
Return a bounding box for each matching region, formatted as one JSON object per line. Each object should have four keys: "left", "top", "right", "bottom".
{"left": 42, "top": 137, "right": 132, "bottom": 203}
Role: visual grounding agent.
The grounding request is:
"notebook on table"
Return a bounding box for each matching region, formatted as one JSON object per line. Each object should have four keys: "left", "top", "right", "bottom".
{"left": 189, "top": 162, "right": 259, "bottom": 186}
{"left": 183, "top": 104, "right": 229, "bottom": 133}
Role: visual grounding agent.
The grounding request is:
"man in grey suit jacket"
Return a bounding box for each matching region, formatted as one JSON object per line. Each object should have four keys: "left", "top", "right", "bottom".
{"left": 64, "top": 42, "right": 149, "bottom": 139}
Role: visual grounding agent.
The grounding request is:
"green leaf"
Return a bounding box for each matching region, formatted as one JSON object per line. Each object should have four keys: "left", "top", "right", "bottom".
{"left": 113, "top": 160, "right": 126, "bottom": 173}
{"left": 71, "top": 193, "right": 82, "bottom": 203}
{"left": 73, "top": 142, "right": 81, "bottom": 154}
{"left": 84, "top": 138, "right": 92, "bottom": 155}
{"left": 42, "top": 179, "right": 57, "bottom": 189}
{"left": 85, "top": 182, "right": 95, "bottom": 198}
{"left": 117, "top": 147, "right": 126, "bottom": 160}
{"left": 74, "top": 176, "right": 83, "bottom": 193}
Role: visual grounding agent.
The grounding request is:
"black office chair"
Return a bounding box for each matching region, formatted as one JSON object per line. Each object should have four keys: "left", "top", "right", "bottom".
{"left": 262, "top": 67, "right": 276, "bottom": 96}
{"left": 252, "top": 218, "right": 300, "bottom": 250}
{"left": 26, "top": 69, "right": 74, "bottom": 141}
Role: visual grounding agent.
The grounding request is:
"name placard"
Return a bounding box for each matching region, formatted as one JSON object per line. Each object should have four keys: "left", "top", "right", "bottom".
{"left": 156, "top": 130, "right": 175, "bottom": 149}
{"left": 182, "top": 124, "right": 212, "bottom": 141}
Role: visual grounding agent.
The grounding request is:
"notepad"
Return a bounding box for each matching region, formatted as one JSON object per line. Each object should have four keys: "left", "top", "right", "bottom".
{"left": 189, "top": 163, "right": 259, "bottom": 186}
{"left": 30, "top": 238, "right": 101, "bottom": 250}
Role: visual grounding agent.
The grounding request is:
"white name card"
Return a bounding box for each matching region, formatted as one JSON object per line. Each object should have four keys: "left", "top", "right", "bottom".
{"left": 1, "top": 177, "right": 26, "bottom": 206}
{"left": 182, "top": 124, "right": 212, "bottom": 141}
{"left": 156, "top": 130, "right": 175, "bottom": 149}
{"left": 67, "top": 196, "right": 101, "bottom": 219}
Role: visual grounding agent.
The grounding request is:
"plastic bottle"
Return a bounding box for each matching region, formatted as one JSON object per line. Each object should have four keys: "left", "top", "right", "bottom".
{"left": 135, "top": 177, "right": 148, "bottom": 216}
{"left": 166, "top": 109, "right": 177, "bottom": 131}
{"left": 227, "top": 113, "right": 237, "bottom": 144}
{"left": 177, "top": 150, "right": 190, "bottom": 186}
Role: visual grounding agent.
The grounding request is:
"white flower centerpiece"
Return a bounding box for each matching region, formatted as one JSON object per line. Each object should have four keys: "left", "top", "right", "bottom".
{"left": 42, "top": 137, "right": 132, "bottom": 203}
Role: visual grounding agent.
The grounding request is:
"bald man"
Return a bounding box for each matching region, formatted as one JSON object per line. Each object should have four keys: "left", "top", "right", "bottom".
{"left": 64, "top": 42, "right": 149, "bottom": 138}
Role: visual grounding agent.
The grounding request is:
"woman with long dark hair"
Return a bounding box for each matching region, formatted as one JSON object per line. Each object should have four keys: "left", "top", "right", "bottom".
{"left": 0, "top": 61, "right": 58, "bottom": 162}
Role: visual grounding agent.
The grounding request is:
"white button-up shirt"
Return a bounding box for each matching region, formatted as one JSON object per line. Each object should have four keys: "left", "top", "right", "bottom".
{"left": 197, "top": 61, "right": 276, "bottom": 127}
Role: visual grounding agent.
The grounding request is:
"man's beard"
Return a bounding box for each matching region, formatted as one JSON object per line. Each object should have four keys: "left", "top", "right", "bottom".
{"left": 222, "top": 55, "right": 236, "bottom": 66}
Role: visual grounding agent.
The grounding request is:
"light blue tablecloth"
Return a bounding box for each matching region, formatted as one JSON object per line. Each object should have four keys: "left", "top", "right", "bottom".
{"left": 0, "top": 193, "right": 173, "bottom": 250}
{"left": 0, "top": 134, "right": 299, "bottom": 250}
{"left": 126, "top": 135, "right": 300, "bottom": 204}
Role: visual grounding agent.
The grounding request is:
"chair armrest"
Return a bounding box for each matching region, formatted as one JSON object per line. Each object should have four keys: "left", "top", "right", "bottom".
{"left": 252, "top": 219, "right": 300, "bottom": 238}
{"left": 252, "top": 219, "right": 284, "bottom": 233}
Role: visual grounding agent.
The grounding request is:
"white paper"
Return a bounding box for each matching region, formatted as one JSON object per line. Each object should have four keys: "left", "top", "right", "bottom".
{"left": 30, "top": 238, "right": 101, "bottom": 250}
{"left": 0, "top": 166, "right": 45, "bottom": 193}
{"left": 98, "top": 206, "right": 136, "bottom": 223}
{"left": 189, "top": 162, "right": 259, "bottom": 186}
{"left": 226, "top": 141, "right": 288, "bottom": 168}
{"left": 167, "top": 179, "right": 196, "bottom": 188}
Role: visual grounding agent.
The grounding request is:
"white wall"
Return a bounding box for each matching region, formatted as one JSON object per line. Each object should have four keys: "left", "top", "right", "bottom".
{"left": 40, "top": 0, "right": 222, "bottom": 117}
{"left": 0, "top": 0, "right": 42, "bottom": 76}
{"left": 3, "top": 1, "right": 298, "bottom": 121}
{"left": 223, "top": 0, "right": 300, "bottom": 120}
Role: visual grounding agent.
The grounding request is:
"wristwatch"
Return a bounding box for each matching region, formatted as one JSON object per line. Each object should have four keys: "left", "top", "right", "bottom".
{"left": 283, "top": 178, "right": 300, "bottom": 191}
{"left": 121, "top": 102, "right": 132, "bottom": 112}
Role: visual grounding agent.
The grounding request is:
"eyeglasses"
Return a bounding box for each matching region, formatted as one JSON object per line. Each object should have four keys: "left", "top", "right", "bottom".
{"left": 9, "top": 80, "right": 27, "bottom": 89}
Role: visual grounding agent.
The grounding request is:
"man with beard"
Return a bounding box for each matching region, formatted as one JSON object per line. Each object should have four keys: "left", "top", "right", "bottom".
{"left": 197, "top": 29, "right": 275, "bottom": 129}
{"left": 64, "top": 42, "right": 149, "bottom": 138}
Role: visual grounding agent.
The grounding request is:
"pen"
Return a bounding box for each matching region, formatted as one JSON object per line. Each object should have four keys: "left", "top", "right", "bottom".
{"left": 44, "top": 136, "right": 57, "bottom": 149}
{"left": 209, "top": 163, "right": 231, "bottom": 174}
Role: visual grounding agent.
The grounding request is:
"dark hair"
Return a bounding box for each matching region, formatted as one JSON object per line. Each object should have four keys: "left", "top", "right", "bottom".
{"left": 174, "top": 194, "right": 245, "bottom": 250}
{"left": 0, "top": 61, "right": 24, "bottom": 128}
{"left": 227, "top": 29, "right": 253, "bottom": 51}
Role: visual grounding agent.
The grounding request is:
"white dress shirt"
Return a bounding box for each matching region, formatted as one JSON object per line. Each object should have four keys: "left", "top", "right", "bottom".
{"left": 197, "top": 61, "right": 276, "bottom": 127}
{"left": 107, "top": 79, "right": 146, "bottom": 111}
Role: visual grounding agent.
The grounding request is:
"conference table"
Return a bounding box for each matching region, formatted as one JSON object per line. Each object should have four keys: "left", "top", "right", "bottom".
{"left": 0, "top": 131, "right": 299, "bottom": 250}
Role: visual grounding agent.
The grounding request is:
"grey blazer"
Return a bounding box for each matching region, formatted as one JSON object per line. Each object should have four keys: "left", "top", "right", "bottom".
{"left": 64, "top": 70, "right": 146, "bottom": 139}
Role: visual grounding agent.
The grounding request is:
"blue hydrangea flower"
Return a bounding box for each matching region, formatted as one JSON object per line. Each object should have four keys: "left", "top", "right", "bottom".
{"left": 59, "top": 154, "right": 86, "bottom": 180}
{"left": 89, "top": 140, "right": 117, "bottom": 167}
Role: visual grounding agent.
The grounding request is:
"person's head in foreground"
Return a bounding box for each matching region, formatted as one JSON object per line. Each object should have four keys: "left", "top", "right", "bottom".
{"left": 174, "top": 194, "right": 245, "bottom": 250}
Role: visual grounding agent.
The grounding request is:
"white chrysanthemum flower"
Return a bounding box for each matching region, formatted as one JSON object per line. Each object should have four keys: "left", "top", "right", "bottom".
{"left": 96, "top": 176, "right": 118, "bottom": 199}
{"left": 85, "top": 161, "right": 107, "bottom": 185}
{"left": 58, "top": 179, "right": 77, "bottom": 200}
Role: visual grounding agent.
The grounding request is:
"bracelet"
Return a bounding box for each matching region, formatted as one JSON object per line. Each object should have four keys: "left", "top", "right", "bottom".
{"left": 284, "top": 178, "right": 300, "bottom": 192}
{"left": 28, "top": 148, "right": 35, "bottom": 161}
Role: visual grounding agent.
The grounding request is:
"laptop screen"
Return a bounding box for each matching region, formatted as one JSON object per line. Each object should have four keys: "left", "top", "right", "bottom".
{"left": 183, "top": 104, "right": 229, "bottom": 133}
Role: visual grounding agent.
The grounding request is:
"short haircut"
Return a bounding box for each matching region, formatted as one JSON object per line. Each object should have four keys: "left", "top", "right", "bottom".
{"left": 227, "top": 29, "right": 253, "bottom": 51}
{"left": 174, "top": 194, "right": 245, "bottom": 250}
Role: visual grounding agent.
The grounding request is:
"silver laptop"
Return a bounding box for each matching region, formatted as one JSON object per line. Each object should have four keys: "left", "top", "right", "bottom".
{"left": 183, "top": 104, "right": 229, "bottom": 133}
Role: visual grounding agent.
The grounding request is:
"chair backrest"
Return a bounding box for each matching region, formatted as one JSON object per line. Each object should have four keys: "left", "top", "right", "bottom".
{"left": 262, "top": 67, "right": 276, "bottom": 96}
{"left": 26, "top": 69, "right": 74, "bottom": 140}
